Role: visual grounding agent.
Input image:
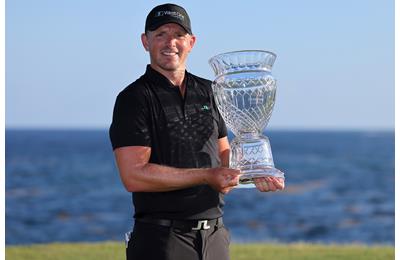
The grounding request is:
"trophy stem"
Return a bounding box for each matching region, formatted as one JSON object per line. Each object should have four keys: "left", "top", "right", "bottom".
{"left": 230, "top": 133, "right": 284, "bottom": 188}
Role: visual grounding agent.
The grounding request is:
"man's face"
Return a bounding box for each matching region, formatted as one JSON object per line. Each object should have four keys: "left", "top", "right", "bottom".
{"left": 141, "top": 23, "right": 196, "bottom": 73}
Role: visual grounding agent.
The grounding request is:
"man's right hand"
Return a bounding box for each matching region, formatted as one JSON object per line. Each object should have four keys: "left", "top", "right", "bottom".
{"left": 206, "top": 167, "right": 241, "bottom": 194}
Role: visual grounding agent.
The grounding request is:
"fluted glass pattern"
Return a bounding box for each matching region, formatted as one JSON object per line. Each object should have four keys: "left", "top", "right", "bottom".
{"left": 209, "top": 50, "right": 277, "bottom": 136}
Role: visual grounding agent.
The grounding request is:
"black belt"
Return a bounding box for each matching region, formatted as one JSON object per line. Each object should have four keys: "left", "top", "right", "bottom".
{"left": 135, "top": 217, "right": 223, "bottom": 231}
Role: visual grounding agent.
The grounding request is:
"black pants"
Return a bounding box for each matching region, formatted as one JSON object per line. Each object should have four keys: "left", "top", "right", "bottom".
{"left": 126, "top": 221, "right": 231, "bottom": 260}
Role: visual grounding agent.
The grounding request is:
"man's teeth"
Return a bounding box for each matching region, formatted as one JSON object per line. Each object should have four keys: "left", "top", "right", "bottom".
{"left": 162, "top": 52, "right": 177, "bottom": 56}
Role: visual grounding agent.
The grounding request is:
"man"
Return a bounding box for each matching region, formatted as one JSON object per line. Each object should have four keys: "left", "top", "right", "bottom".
{"left": 109, "top": 3, "right": 285, "bottom": 260}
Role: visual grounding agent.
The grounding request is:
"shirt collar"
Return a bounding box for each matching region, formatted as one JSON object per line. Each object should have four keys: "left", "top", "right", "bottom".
{"left": 145, "top": 65, "right": 189, "bottom": 90}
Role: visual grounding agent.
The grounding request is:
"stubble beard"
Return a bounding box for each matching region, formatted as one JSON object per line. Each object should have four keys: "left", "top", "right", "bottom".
{"left": 152, "top": 54, "right": 185, "bottom": 73}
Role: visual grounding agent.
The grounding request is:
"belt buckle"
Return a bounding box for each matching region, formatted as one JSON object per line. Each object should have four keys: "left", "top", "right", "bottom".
{"left": 192, "top": 220, "right": 211, "bottom": 231}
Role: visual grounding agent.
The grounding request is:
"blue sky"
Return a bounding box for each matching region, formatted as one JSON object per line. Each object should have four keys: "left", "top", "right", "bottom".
{"left": 5, "top": 0, "right": 394, "bottom": 130}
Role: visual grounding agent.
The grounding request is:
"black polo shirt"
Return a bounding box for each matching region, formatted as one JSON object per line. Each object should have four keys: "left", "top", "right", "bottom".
{"left": 109, "top": 65, "right": 228, "bottom": 220}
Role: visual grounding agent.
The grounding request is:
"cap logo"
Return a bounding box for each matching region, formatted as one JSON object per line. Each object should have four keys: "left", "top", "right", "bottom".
{"left": 155, "top": 10, "right": 185, "bottom": 21}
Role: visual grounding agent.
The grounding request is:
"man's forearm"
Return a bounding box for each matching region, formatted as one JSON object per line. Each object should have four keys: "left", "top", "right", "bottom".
{"left": 120, "top": 162, "right": 210, "bottom": 192}
{"left": 219, "top": 149, "right": 230, "bottom": 167}
{"left": 114, "top": 145, "right": 239, "bottom": 194}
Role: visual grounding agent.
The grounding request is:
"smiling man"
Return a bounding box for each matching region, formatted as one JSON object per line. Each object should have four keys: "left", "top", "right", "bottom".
{"left": 109, "top": 3, "right": 284, "bottom": 260}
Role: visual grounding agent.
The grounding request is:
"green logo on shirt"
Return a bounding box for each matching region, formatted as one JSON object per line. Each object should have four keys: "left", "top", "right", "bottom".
{"left": 201, "top": 105, "right": 209, "bottom": 111}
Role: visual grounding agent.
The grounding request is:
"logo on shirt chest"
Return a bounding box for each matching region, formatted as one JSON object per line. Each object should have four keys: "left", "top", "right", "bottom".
{"left": 201, "top": 105, "right": 210, "bottom": 111}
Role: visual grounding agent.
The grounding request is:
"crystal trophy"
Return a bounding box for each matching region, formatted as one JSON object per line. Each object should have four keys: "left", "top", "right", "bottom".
{"left": 209, "top": 50, "right": 284, "bottom": 188}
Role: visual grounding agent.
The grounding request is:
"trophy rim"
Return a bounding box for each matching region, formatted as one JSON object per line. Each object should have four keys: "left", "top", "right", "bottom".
{"left": 208, "top": 49, "right": 277, "bottom": 64}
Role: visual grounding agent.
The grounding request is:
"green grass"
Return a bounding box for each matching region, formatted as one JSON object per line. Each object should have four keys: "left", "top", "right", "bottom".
{"left": 5, "top": 241, "right": 394, "bottom": 260}
{"left": 230, "top": 243, "right": 394, "bottom": 260}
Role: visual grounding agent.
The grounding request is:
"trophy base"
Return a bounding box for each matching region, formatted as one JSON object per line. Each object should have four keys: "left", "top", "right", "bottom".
{"left": 237, "top": 166, "right": 285, "bottom": 189}
{"left": 230, "top": 134, "right": 284, "bottom": 188}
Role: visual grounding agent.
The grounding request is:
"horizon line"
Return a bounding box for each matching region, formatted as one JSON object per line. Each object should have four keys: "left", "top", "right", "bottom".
{"left": 4, "top": 126, "right": 395, "bottom": 133}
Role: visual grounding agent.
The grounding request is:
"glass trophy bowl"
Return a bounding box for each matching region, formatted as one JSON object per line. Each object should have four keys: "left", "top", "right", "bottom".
{"left": 209, "top": 50, "right": 285, "bottom": 188}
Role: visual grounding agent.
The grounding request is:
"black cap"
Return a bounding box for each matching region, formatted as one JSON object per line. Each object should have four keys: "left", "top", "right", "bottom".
{"left": 145, "top": 3, "right": 192, "bottom": 34}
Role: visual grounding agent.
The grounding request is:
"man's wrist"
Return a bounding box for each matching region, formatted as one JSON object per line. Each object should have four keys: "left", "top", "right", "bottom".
{"left": 196, "top": 168, "right": 214, "bottom": 186}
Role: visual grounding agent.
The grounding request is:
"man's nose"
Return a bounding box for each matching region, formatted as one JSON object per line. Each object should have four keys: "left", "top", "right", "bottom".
{"left": 165, "top": 35, "right": 177, "bottom": 47}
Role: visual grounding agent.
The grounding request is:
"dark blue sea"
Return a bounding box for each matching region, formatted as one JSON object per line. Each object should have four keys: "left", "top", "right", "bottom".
{"left": 5, "top": 129, "right": 394, "bottom": 245}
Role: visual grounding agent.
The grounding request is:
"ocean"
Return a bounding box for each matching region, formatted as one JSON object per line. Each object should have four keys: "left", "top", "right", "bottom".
{"left": 5, "top": 129, "right": 394, "bottom": 245}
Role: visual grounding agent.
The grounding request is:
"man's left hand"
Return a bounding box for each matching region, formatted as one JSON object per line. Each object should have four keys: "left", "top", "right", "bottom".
{"left": 254, "top": 177, "right": 285, "bottom": 192}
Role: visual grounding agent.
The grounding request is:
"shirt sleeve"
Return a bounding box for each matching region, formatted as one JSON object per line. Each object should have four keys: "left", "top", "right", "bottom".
{"left": 217, "top": 109, "right": 228, "bottom": 139}
{"left": 210, "top": 93, "right": 228, "bottom": 139}
{"left": 109, "top": 88, "right": 152, "bottom": 150}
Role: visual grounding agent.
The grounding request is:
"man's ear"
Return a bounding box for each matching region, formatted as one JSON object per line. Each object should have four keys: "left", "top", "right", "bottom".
{"left": 188, "top": 35, "right": 196, "bottom": 52}
{"left": 141, "top": 33, "right": 149, "bottom": 51}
